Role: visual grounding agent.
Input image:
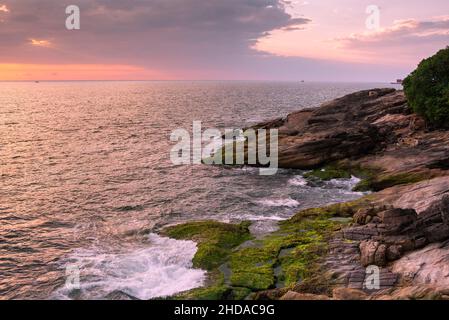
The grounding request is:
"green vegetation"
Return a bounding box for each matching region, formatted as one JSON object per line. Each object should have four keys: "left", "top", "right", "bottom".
{"left": 403, "top": 47, "right": 449, "bottom": 128}
{"left": 303, "top": 162, "right": 381, "bottom": 191}
{"left": 353, "top": 171, "right": 429, "bottom": 192}
{"left": 229, "top": 246, "right": 276, "bottom": 290}
{"left": 303, "top": 162, "right": 429, "bottom": 192}
{"left": 162, "top": 198, "right": 373, "bottom": 300}
{"left": 162, "top": 220, "right": 252, "bottom": 270}
{"left": 304, "top": 165, "right": 352, "bottom": 180}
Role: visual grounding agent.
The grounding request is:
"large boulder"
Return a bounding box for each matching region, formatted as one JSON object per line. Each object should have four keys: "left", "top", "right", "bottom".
{"left": 359, "top": 240, "right": 387, "bottom": 267}
{"left": 248, "top": 88, "right": 408, "bottom": 169}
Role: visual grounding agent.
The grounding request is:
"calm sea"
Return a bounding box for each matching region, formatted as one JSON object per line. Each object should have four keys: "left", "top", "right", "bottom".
{"left": 0, "top": 81, "right": 399, "bottom": 299}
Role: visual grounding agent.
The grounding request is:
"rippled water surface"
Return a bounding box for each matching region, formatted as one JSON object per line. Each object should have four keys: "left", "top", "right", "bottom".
{"left": 0, "top": 81, "right": 392, "bottom": 299}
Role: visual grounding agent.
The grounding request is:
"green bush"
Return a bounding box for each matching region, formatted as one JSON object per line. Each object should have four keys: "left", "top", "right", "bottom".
{"left": 403, "top": 47, "right": 449, "bottom": 128}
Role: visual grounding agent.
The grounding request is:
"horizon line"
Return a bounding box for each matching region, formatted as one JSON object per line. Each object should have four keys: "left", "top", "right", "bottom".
{"left": 0, "top": 79, "right": 403, "bottom": 84}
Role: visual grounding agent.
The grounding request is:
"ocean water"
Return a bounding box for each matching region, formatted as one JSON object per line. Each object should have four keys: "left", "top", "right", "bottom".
{"left": 0, "top": 81, "right": 397, "bottom": 300}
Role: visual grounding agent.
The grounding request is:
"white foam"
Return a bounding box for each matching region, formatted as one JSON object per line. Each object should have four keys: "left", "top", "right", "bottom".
{"left": 53, "top": 233, "right": 206, "bottom": 300}
{"left": 328, "top": 175, "right": 362, "bottom": 190}
{"left": 256, "top": 198, "right": 300, "bottom": 208}
{"left": 288, "top": 175, "right": 308, "bottom": 187}
{"left": 229, "top": 213, "right": 286, "bottom": 221}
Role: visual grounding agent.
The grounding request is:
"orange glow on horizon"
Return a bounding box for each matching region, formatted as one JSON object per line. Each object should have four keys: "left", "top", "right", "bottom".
{"left": 29, "top": 39, "right": 52, "bottom": 47}
{"left": 0, "top": 63, "right": 171, "bottom": 81}
{"left": 0, "top": 4, "right": 9, "bottom": 12}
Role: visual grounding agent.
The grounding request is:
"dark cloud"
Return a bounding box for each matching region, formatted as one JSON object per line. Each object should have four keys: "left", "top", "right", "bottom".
{"left": 0, "top": 0, "right": 424, "bottom": 81}
{"left": 0, "top": 0, "right": 310, "bottom": 68}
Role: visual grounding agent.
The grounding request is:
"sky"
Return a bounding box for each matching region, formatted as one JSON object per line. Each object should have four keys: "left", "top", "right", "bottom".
{"left": 0, "top": 0, "right": 448, "bottom": 81}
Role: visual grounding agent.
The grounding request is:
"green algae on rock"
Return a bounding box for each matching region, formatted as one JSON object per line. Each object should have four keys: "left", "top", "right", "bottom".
{"left": 304, "top": 165, "right": 352, "bottom": 181}
{"left": 302, "top": 162, "right": 431, "bottom": 193}
{"left": 353, "top": 171, "right": 431, "bottom": 192}
{"left": 161, "top": 220, "right": 252, "bottom": 270}
{"left": 162, "top": 199, "right": 371, "bottom": 299}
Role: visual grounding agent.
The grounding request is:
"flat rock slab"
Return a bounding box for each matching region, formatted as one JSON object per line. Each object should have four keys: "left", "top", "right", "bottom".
{"left": 392, "top": 241, "right": 449, "bottom": 287}
{"left": 392, "top": 177, "right": 449, "bottom": 214}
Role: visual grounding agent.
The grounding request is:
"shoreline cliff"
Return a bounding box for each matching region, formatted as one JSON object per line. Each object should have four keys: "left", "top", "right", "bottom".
{"left": 163, "top": 88, "right": 449, "bottom": 300}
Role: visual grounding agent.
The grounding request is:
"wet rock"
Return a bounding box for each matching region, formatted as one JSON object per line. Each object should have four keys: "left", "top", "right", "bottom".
{"left": 105, "top": 290, "right": 139, "bottom": 300}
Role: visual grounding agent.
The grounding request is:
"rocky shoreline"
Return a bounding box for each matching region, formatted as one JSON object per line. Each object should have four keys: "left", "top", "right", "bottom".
{"left": 164, "top": 88, "right": 449, "bottom": 300}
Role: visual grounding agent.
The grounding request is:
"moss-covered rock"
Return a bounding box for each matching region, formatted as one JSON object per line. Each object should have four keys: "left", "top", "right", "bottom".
{"left": 354, "top": 172, "right": 430, "bottom": 192}
{"left": 304, "top": 165, "right": 352, "bottom": 180}
{"left": 163, "top": 197, "right": 373, "bottom": 300}
{"left": 302, "top": 162, "right": 429, "bottom": 193}
{"left": 162, "top": 220, "right": 252, "bottom": 270}
{"left": 221, "top": 216, "right": 340, "bottom": 293}
{"left": 175, "top": 271, "right": 229, "bottom": 300}
{"left": 287, "top": 197, "right": 373, "bottom": 224}
{"left": 229, "top": 247, "right": 276, "bottom": 290}
{"left": 303, "top": 163, "right": 382, "bottom": 191}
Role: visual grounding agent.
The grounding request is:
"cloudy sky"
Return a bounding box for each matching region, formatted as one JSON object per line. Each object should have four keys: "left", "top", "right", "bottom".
{"left": 0, "top": 0, "right": 448, "bottom": 81}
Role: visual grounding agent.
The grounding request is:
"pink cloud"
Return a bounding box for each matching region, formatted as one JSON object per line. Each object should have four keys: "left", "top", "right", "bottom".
{"left": 337, "top": 16, "right": 449, "bottom": 48}
{"left": 333, "top": 16, "right": 449, "bottom": 65}
{"left": 0, "top": 4, "right": 9, "bottom": 13}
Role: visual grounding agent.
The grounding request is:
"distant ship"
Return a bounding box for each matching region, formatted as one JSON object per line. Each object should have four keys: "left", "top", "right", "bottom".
{"left": 391, "top": 79, "right": 403, "bottom": 84}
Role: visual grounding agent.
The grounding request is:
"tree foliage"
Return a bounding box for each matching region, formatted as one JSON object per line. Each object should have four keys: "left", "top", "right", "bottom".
{"left": 403, "top": 47, "right": 449, "bottom": 128}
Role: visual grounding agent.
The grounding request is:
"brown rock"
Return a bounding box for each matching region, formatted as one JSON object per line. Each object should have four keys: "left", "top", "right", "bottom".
{"left": 386, "top": 245, "right": 402, "bottom": 261}
{"left": 280, "top": 291, "right": 330, "bottom": 300}
{"left": 360, "top": 240, "right": 379, "bottom": 267}
{"left": 392, "top": 242, "right": 449, "bottom": 288}
{"left": 353, "top": 209, "right": 368, "bottom": 225}
{"left": 247, "top": 88, "right": 406, "bottom": 169}
{"left": 378, "top": 208, "right": 416, "bottom": 228}
{"left": 365, "top": 215, "right": 373, "bottom": 224}
{"left": 374, "top": 244, "right": 387, "bottom": 266}
{"left": 332, "top": 288, "right": 368, "bottom": 300}
{"left": 373, "top": 286, "right": 444, "bottom": 300}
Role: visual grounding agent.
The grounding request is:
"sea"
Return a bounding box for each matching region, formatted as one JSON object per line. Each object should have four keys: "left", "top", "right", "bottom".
{"left": 0, "top": 81, "right": 401, "bottom": 299}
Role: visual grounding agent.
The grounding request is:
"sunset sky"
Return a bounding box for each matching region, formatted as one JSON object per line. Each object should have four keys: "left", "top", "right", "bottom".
{"left": 0, "top": 0, "right": 448, "bottom": 81}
